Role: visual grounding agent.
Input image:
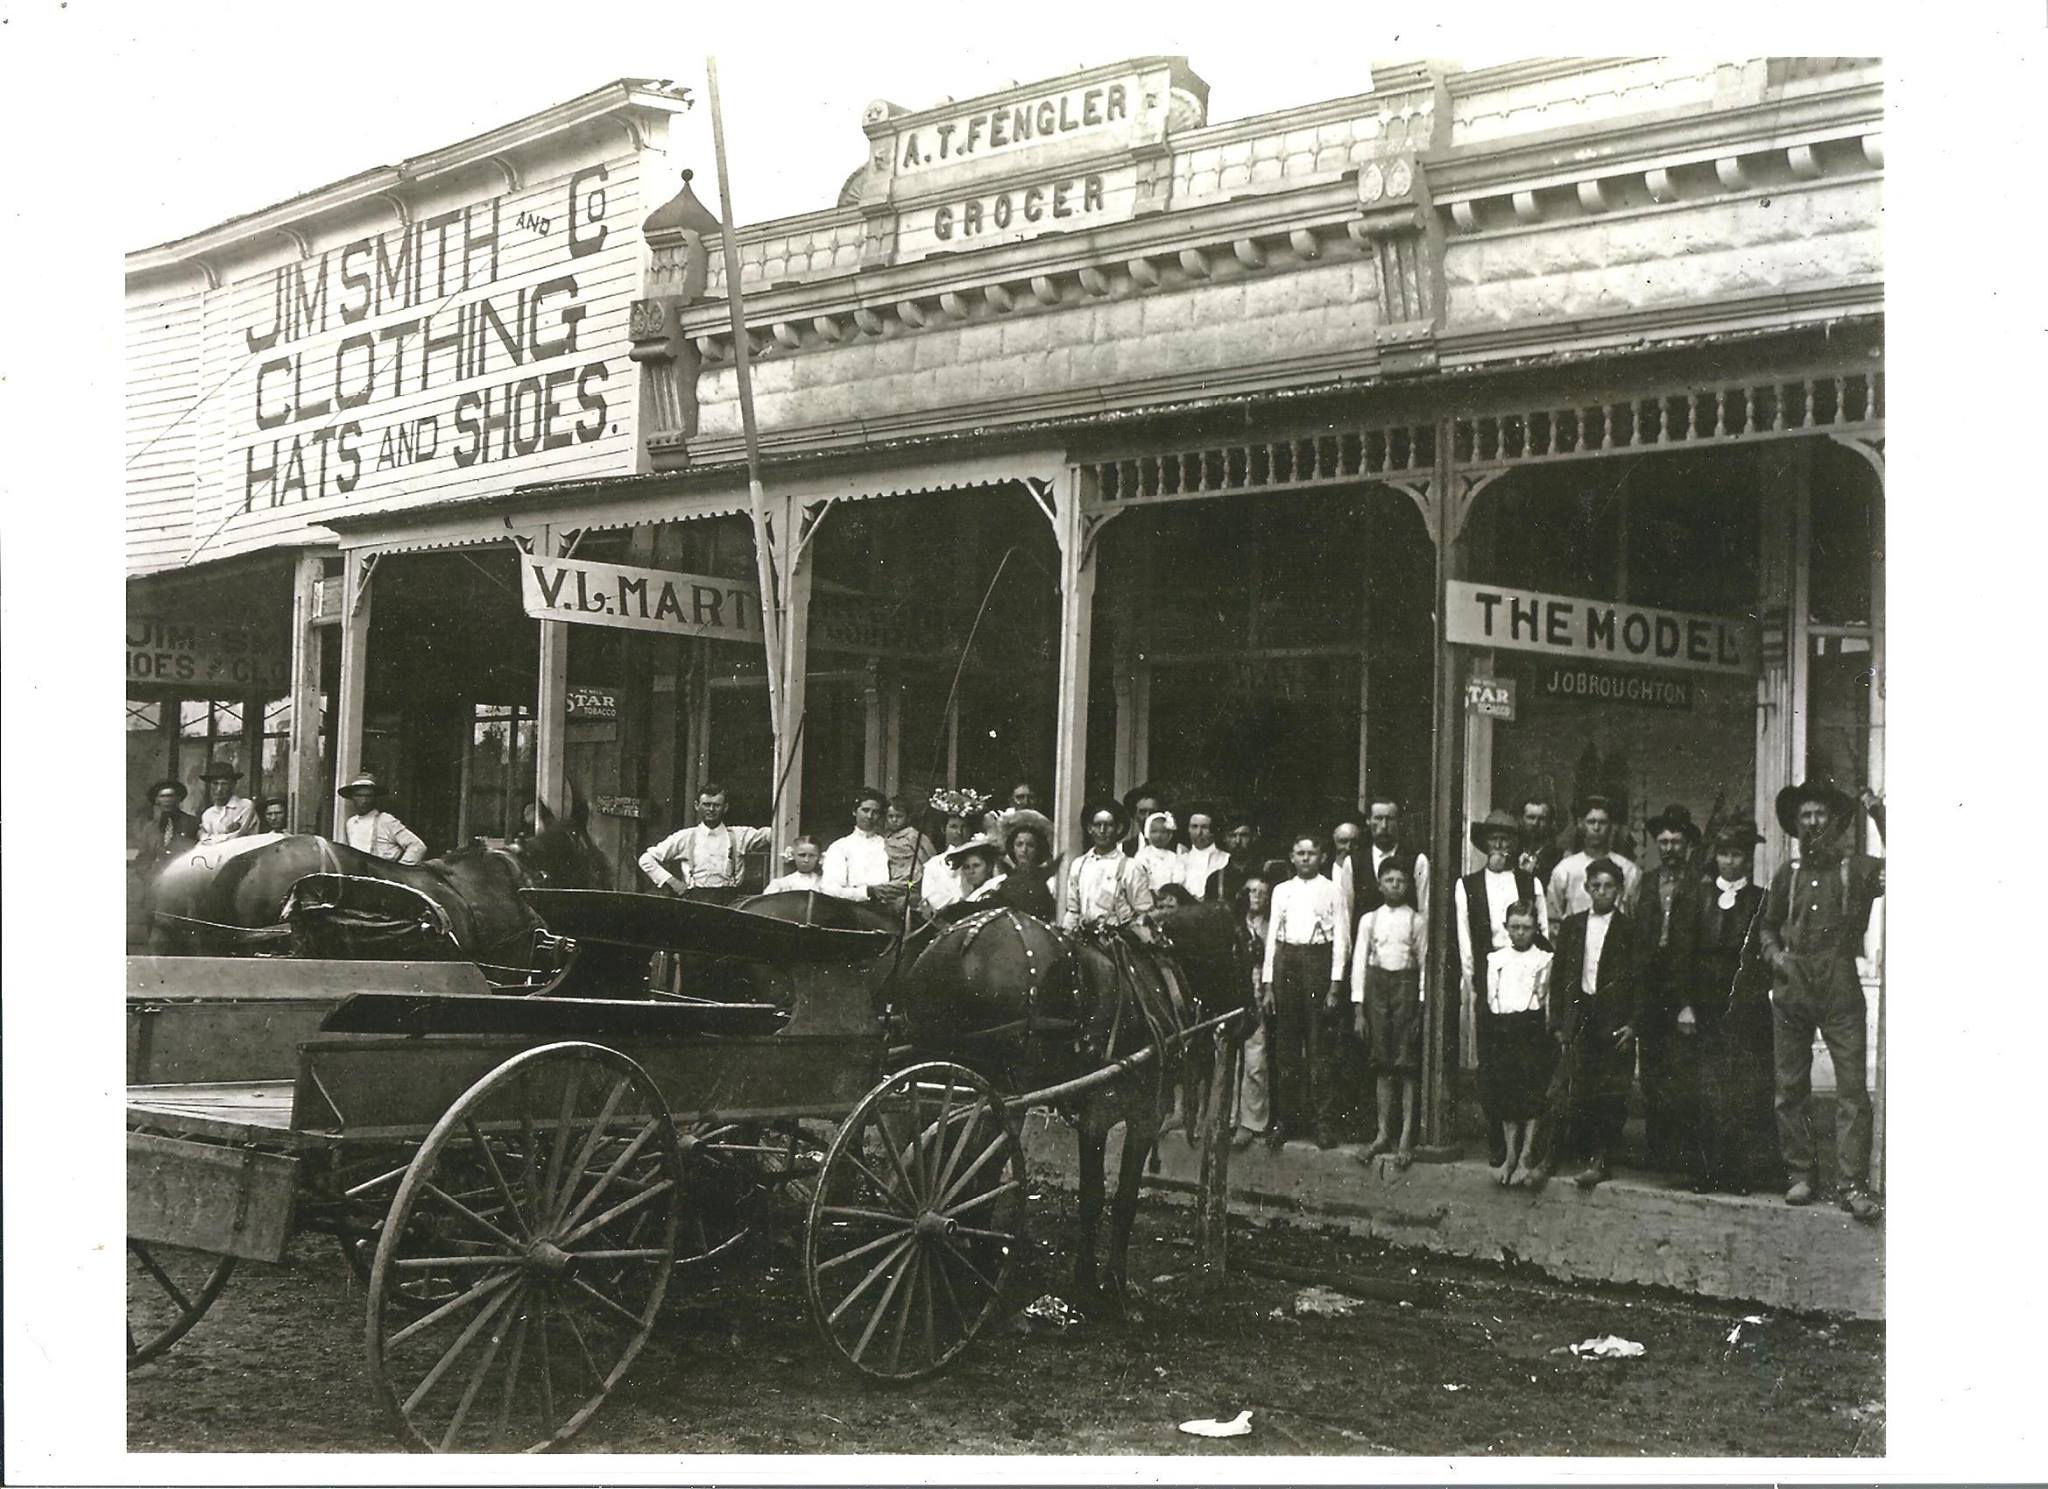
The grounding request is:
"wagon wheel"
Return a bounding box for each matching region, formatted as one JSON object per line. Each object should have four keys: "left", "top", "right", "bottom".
{"left": 805, "top": 1062, "right": 1024, "bottom": 1381}
{"left": 365, "top": 1042, "right": 684, "bottom": 1453}
{"left": 127, "top": 1241, "right": 237, "bottom": 1368}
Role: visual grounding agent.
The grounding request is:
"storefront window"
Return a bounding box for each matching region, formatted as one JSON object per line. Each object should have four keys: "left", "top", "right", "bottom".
{"left": 468, "top": 703, "right": 536, "bottom": 840}
{"left": 175, "top": 700, "right": 245, "bottom": 794}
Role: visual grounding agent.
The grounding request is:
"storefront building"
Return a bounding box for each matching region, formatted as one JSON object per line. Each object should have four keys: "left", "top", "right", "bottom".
{"left": 126, "top": 59, "right": 1883, "bottom": 1148}
{"left": 124, "top": 81, "right": 695, "bottom": 843}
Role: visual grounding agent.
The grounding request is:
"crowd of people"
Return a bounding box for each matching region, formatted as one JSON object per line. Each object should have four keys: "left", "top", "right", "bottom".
{"left": 640, "top": 773, "right": 1883, "bottom": 1220}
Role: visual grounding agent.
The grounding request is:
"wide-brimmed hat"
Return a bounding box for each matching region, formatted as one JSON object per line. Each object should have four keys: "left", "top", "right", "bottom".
{"left": 145, "top": 778, "right": 188, "bottom": 803}
{"left": 197, "top": 759, "right": 242, "bottom": 782}
{"left": 1645, "top": 804, "right": 1703, "bottom": 844}
{"left": 337, "top": 772, "right": 383, "bottom": 798}
{"left": 1469, "top": 809, "right": 1521, "bottom": 852}
{"left": 1710, "top": 820, "right": 1765, "bottom": 852}
{"left": 942, "top": 834, "right": 1002, "bottom": 868}
{"left": 1001, "top": 809, "right": 1056, "bottom": 859}
{"left": 1774, "top": 781, "right": 1858, "bottom": 839}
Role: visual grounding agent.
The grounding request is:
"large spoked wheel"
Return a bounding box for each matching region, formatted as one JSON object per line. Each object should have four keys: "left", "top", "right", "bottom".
{"left": 127, "top": 1240, "right": 237, "bottom": 1368}
{"left": 804, "top": 1062, "right": 1024, "bottom": 1381}
{"left": 365, "top": 1042, "right": 684, "bottom": 1453}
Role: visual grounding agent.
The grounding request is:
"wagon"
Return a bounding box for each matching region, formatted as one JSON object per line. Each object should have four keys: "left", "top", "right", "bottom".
{"left": 126, "top": 889, "right": 1039, "bottom": 1452}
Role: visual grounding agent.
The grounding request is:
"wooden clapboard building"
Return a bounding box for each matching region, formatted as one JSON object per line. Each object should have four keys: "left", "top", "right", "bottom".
{"left": 123, "top": 80, "right": 693, "bottom": 860}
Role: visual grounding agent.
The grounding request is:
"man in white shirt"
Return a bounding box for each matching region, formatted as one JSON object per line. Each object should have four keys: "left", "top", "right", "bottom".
{"left": 1262, "top": 835, "right": 1350, "bottom": 1149}
{"left": 1062, "top": 801, "right": 1153, "bottom": 929}
{"left": 638, "top": 784, "right": 769, "bottom": 895}
{"left": 336, "top": 773, "right": 427, "bottom": 864}
{"left": 1547, "top": 795, "right": 1641, "bottom": 921}
{"left": 196, "top": 760, "right": 261, "bottom": 845}
{"left": 1178, "top": 806, "right": 1231, "bottom": 899}
{"left": 1454, "top": 811, "right": 1550, "bottom": 1167}
{"left": 820, "top": 787, "right": 901, "bottom": 904}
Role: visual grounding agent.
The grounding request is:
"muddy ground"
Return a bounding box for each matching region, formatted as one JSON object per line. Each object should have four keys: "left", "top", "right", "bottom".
{"left": 129, "top": 1188, "right": 1882, "bottom": 1458}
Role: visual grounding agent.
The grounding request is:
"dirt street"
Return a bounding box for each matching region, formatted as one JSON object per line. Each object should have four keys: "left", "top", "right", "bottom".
{"left": 128, "top": 1189, "right": 1882, "bottom": 1457}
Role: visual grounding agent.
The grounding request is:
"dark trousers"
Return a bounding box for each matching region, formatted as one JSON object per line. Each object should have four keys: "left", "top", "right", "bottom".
{"left": 1639, "top": 1006, "right": 1699, "bottom": 1172}
{"left": 1772, "top": 953, "right": 1872, "bottom": 1189}
{"left": 1269, "top": 942, "right": 1337, "bottom": 1136}
{"left": 1562, "top": 1028, "right": 1632, "bottom": 1164}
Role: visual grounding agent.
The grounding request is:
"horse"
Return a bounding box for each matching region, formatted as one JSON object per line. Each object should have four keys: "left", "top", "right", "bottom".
{"left": 892, "top": 897, "right": 1251, "bottom": 1313}
{"left": 148, "top": 806, "right": 610, "bottom": 979}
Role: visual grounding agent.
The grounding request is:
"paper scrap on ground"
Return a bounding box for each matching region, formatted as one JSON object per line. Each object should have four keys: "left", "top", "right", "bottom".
{"left": 1020, "top": 1294, "right": 1081, "bottom": 1331}
{"left": 1292, "top": 1285, "right": 1361, "bottom": 1317}
{"left": 1179, "top": 1409, "right": 1253, "bottom": 1438}
{"left": 1442, "top": 1383, "right": 1465, "bottom": 1392}
{"left": 1569, "top": 1335, "right": 1645, "bottom": 1359}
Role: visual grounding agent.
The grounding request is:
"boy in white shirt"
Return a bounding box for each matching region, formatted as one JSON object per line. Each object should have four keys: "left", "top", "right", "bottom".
{"left": 1261, "top": 835, "right": 1349, "bottom": 1149}
{"left": 1485, "top": 901, "right": 1557, "bottom": 1188}
{"left": 1351, "top": 858, "right": 1426, "bottom": 1167}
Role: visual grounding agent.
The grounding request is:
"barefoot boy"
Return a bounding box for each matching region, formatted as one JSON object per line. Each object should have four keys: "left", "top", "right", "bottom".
{"left": 1352, "top": 858, "right": 1425, "bottom": 1166}
{"left": 1485, "top": 901, "right": 1557, "bottom": 1186}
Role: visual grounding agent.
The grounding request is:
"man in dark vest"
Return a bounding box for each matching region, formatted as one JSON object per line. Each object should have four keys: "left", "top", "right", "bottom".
{"left": 1635, "top": 805, "right": 1708, "bottom": 1171}
{"left": 1454, "top": 811, "right": 1550, "bottom": 1167}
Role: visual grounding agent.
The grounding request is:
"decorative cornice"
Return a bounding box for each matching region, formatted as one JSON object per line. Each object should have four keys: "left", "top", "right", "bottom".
{"left": 125, "top": 78, "right": 690, "bottom": 286}
{"left": 676, "top": 286, "right": 1880, "bottom": 466}
{"left": 1431, "top": 79, "right": 1880, "bottom": 204}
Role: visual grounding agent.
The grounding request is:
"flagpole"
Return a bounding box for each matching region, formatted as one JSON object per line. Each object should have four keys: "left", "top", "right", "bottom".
{"left": 704, "top": 55, "right": 788, "bottom": 820}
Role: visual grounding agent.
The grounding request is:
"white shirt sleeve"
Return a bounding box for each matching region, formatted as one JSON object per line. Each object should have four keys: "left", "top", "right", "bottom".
{"left": 817, "top": 836, "right": 866, "bottom": 901}
{"left": 1350, "top": 908, "right": 1374, "bottom": 1003}
{"left": 389, "top": 816, "right": 427, "bottom": 865}
{"left": 1412, "top": 852, "right": 1432, "bottom": 933}
{"left": 1261, "top": 886, "right": 1283, "bottom": 984}
{"left": 1454, "top": 878, "right": 1475, "bottom": 982}
{"left": 638, "top": 827, "right": 692, "bottom": 890}
{"left": 1328, "top": 880, "right": 1350, "bottom": 984}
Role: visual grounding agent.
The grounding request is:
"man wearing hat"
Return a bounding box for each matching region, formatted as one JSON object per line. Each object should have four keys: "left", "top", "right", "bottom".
{"left": 259, "top": 796, "right": 291, "bottom": 834}
{"left": 336, "top": 772, "right": 427, "bottom": 864}
{"left": 1756, "top": 780, "right": 1884, "bottom": 1218}
{"left": 1063, "top": 799, "right": 1154, "bottom": 930}
{"left": 1635, "top": 805, "right": 1709, "bottom": 1172}
{"left": 196, "top": 760, "right": 261, "bottom": 845}
{"left": 1454, "top": 811, "right": 1552, "bottom": 1166}
{"left": 1547, "top": 795, "right": 1642, "bottom": 921}
{"left": 131, "top": 778, "right": 201, "bottom": 877}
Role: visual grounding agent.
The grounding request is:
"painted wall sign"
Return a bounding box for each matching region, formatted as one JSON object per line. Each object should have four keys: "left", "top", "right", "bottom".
{"left": 520, "top": 556, "right": 917, "bottom": 657}
{"left": 1465, "top": 676, "right": 1517, "bottom": 719}
{"left": 1446, "top": 582, "right": 1758, "bottom": 676}
{"left": 126, "top": 616, "right": 289, "bottom": 691}
{"left": 170, "top": 140, "right": 658, "bottom": 569}
{"left": 891, "top": 79, "right": 1137, "bottom": 178}
{"left": 856, "top": 58, "right": 1206, "bottom": 265}
{"left": 594, "top": 795, "right": 643, "bottom": 818}
{"left": 1537, "top": 665, "right": 1695, "bottom": 710}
